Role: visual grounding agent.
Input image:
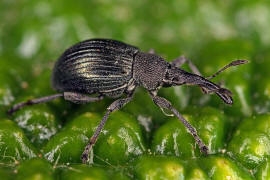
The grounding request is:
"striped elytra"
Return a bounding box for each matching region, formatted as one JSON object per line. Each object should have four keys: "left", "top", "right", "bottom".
{"left": 52, "top": 39, "right": 139, "bottom": 97}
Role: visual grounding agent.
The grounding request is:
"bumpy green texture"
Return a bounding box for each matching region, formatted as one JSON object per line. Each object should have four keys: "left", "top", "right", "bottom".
{"left": 58, "top": 165, "right": 109, "bottom": 180}
{"left": 42, "top": 112, "right": 146, "bottom": 165}
{"left": 0, "top": 120, "right": 38, "bottom": 163}
{"left": 13, "top": 103, "right": 60, "bottom": 148}
{"left": 57, "top": 164, "right": 130, "bottom": 180}
{"left": 198, "top": 155, "right": 254, "bottom": 180}
{"left": 255, "top": 159, "right": 270, "bottom": 180}
{"left": 16, "top": 158, "right": 54, "bottom": 180}
{"left": 152, "top": 107, "right": 226, "bottom": 159}
{"left": 1, "top": 0, "right": 270, "bottom": 179}
{"left": 228, "top": 114, "right": 270, "bottom": 169}
{"left": 134, "top": 155, "right": 212, "bottom": 180}
{"left": 134, "top": 155, "right": 186, "bottom": 180}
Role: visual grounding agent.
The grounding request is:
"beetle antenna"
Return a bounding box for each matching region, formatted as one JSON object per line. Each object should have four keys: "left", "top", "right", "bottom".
{"left": 206, "top": 60, "right": 248, "bottom": 80}
{"left": 7, "top": 94, "right": 63, "bottom": 115}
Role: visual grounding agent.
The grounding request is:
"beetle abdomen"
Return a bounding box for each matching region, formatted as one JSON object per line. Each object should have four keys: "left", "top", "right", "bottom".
{"left": 52, "top": 39, "right": 139, "bottom": 96}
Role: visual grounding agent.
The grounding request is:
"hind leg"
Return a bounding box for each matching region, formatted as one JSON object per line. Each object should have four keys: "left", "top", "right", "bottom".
{"left": 8, "top": 92, "right": 104, "bottom": 114}
{"left": 63, "top": 92, "right": 104, "bottom": 104}
{"left": 8, "top": 94, "right": 63, "bottom": 114}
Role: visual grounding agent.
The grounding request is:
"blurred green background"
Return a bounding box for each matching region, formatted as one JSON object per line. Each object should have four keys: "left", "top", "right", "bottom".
{"left": 1, "top": 0, "right": 270, "bottom": 179}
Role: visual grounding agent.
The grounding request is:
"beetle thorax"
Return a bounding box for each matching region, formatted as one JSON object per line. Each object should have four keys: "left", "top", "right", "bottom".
{"left": 133, "top": 52, "right": 168, "bottom": 90}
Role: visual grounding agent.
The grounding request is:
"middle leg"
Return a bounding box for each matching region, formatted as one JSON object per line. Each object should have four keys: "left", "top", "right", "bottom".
{"left": 81, "top": 94, "right": 134, "bottom": 163}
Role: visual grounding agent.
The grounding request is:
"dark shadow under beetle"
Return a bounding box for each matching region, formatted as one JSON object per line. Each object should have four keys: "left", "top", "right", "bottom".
{"left": 8, "top": 39, "right": 248, "bottom": 163}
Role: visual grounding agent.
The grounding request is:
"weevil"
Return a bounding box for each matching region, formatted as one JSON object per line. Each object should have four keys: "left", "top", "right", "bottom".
{"left": 8, "top": 39, "right": 248, "bottom": 163}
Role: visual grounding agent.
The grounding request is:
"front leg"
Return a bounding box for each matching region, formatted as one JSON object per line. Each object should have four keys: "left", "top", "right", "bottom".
{"left": 149, "top": 93, "right": 208, "bottom": 154}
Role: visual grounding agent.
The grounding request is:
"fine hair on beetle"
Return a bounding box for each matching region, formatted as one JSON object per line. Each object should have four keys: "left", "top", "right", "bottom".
{"left": 8, "top": 39, "right": 248, "bottom": 163}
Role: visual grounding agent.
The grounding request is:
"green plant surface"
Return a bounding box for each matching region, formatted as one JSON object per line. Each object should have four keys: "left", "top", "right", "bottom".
{"left": 151, "top": 106, "right": 227, "bottom": 159}
{"left": 255, "top": 159, "right": 270, "bottom": 180}
{"left": 228, "top": 115, "right": 270, "bottom": 169}
{"left": 1, "top": 0, "right": 270, "bottom": 179}
{"left": 0, "top": 119, "right": 39, "bottom": 163}
{"left": 15, "top": 158, "right": 54, "bottom": 180}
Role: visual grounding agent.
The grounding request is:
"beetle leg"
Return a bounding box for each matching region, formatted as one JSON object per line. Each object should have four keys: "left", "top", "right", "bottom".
{"left": 81, "top": 94, "right": 134, "bottom": 164}
{"left": 149, "top": 92, "right": 208, "bottom": 155}
{"left": 64, "top": 92, "right": 104, "bottom": 104}
{"left": 171, "top": 56, "right": 202, "bottom": 76}
{"left": 7, "top": 94, "right": 63, "bottom": 115}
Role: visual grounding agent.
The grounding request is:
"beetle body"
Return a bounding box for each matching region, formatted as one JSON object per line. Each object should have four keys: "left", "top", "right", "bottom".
{"left": 52, "top": 39, "right": 139, "bottom": 97}
{"left": 53, "top": 39, "right": 234, "bottom": 104}
{"left": 9, "top": 38, "right": 247, "bottom": 164}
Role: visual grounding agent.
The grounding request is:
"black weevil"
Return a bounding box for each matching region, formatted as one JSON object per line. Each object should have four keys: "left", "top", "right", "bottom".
{"left": 8, "top": 39, "right": 248, "bottom": 163}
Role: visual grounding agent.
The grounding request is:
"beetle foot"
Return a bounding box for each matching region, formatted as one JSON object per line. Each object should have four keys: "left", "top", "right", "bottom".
{"left": 81, "top": 141, "right": 92, "bottom": 163}
{"left": 7, "top": 101, "right": 30, "bottom": 115}
{"left": 81, "top": 153, "right": 89, "bottom": 164}
{"left": 82, "top": 138, "right": 96, "bottom": 164}
{"left": 81, "top": 145, "right": 93, "bottom": 164}
{"left": 200, "top": 145, "right": 209, "bottom": 155}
